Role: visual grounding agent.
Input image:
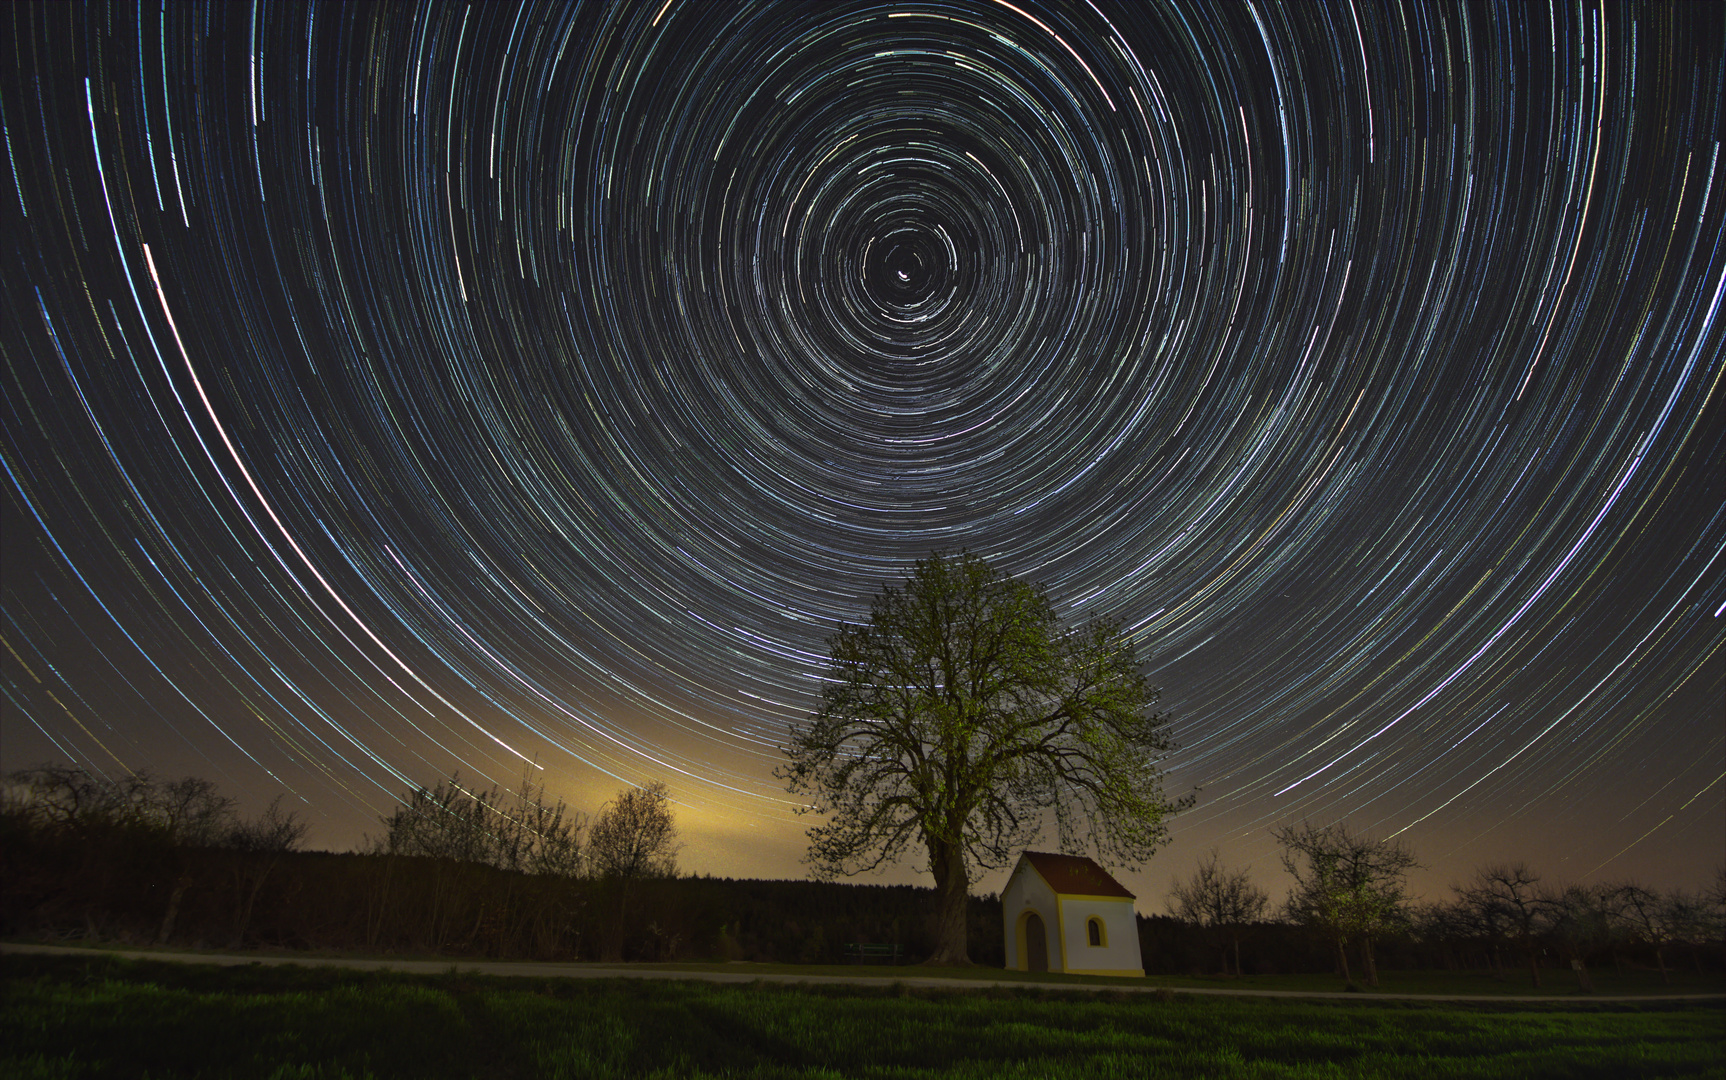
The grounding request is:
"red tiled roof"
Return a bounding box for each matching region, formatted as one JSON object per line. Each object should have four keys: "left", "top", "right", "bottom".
{"left": 1020, "top": 851, "right": 1135, "bottom": 899}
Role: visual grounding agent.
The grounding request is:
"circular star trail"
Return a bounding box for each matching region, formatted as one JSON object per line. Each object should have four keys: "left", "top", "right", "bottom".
{"left": 3, "top": 0, "right": 1722, "bottom": 890}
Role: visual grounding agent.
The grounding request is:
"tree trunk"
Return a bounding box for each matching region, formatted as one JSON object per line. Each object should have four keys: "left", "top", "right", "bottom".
{"left": 1360, "top": 935, "right": 1379, "bottom": 987}
{"left": 231, "top": 854, "right": 279, "bottom": 949}
{"left": 365, "top": 856, "right": 393, "bottom": 950}
{"left": 1335, "top": 935, "right": 1353, "bottom": 985}
{"left": 923, "top": 839, "right": 971, "bottom": 966}
{"left": 157, "top": 875, "right": 190, "bottom": 945}
{"left": 1524, "top": 941, "right": 1542, "bottom": 988}
{"left": 231, "top": 871, "right": 262, "bottom": 949}
{"left": 601, "top": 879, "right": 630, "bottom": 962}
{"left": 427, "top": 863, "right": 448, "bottom": 949}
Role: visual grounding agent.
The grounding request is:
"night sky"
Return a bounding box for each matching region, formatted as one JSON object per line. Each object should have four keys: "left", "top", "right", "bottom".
{"left": 3, "top": 0, "right": 1722, "bottom": 905}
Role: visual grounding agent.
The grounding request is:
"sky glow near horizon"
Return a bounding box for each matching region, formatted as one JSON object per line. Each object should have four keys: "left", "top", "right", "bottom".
{"left": 3, "top": 0, "right": 1722, "bottom": 899}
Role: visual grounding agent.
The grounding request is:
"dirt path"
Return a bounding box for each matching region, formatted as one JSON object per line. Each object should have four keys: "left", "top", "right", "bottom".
{"left": 6, "top": 942, "right": 1721, "bottom": 1003}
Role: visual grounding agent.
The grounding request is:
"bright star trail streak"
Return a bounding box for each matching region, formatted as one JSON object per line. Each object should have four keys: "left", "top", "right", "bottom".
{"left": 3, "top": 0, "right": 1722, "bottom": 898}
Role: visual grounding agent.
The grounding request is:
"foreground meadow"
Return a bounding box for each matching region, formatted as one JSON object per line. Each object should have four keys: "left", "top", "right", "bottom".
{"left": 3, "top": 953, "right": 1721, "bottom": 1079}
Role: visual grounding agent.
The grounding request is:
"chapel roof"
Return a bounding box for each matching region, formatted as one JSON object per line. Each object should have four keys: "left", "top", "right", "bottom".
{"left": 1019, "top": 851, "right": 1135, "bottom": 899}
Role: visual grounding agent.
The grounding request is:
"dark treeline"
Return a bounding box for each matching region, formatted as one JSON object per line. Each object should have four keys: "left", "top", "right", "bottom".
{"left": 3, "top": 766, "right": 1720, "bottom": 981}
{"left": 3, "top": 837, "right": 1005, "bottom": 965}
{"left": 1, "top": 765, "right": 1002, "bottom": 964}
{"left": 1158, "top": 829, "right": 1725, "bottom": 987}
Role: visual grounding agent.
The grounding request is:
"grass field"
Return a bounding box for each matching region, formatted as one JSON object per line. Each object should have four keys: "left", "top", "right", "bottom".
{"left": 3, "top": 952, "right": 1722, "bottom": 1079}
{"left": 641, "top": 958, "right": 1726, "bottom": 998}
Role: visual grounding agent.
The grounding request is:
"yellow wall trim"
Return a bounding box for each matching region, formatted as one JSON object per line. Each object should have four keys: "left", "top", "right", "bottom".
{"left": 1013, "top": 909, "right": 1031, "bottom": 972}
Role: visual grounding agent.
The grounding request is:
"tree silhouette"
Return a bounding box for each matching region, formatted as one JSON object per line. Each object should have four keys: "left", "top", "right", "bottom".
{"left": 375, "top": 770, "right": 585, "bottom": 876}
{"left": 1275, "top": 820, "right": 1416, "bottom": 987}
{"left": 589, "top": 781, "right": 680, "bottom": 961}
{"left": 589, "top": 781, "right": 679, "bottom": 881}
{"left": 1168, "top": 848, "right": 1269, "bottom": 975}
{"left": 1454, "top": 863, "right": 1548, "bottom": 987}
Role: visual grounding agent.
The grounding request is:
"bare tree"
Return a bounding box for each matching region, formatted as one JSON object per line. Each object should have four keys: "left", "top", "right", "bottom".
{"left": 1275, "top": 821, "right": 1417, "bottom": 987}
{"left": 512, "top": 775, "right": 588, "bottom": 879}
{"left": 1612, "top": 882, "right": 1699, "bottom": 983}
{"left": 224, "top": 796, "right": 311, "bottom": 854}
{"left": 153, "top": 776, "right": 238, "bottom": 847}
{"left": 222, "top": 795, "right": 311, "bottom": 947}
{"left": 1167, "top": 848, "right": 1269, "bottom": 976}
{"left": 782, "top": 551, "right": 1188, "bottom": 965}
{"left": 7, "top": 764, "right": 233, "bottom": 843}
{"left": 376, "top": 774, "right": 495, "bottom": 865}
{"left": 8, "top": 765, "right": 247, "bottom": 943}
{"left": 375, "top": 770, "right": 585, "bottom": 876}
{"left": 373, "top": 770, "right": 588, "bottom": 952}
{"left": 1540, "top": 883, "right": 1613, "bottom": 992}
{"left": 1455, "top": 864, "right": 1549, "bottom": 988}
{"left": 5, "top": 764, "right": 146, "bottom": 833}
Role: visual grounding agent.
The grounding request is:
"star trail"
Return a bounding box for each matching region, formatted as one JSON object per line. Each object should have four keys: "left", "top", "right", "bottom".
{"left": 3, "top": 0, "right": 1722, "bottom": 897}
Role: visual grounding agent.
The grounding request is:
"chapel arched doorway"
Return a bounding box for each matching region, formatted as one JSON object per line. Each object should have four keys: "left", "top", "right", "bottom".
{"left": 1022, "top": 911, "right": 1048, "bottom": 972}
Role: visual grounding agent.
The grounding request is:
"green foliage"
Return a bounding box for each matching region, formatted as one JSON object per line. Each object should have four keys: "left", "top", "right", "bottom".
{"left": 4, "top": 953, "right": 1722, "bottom": 1079}
{"left": 1277, "top": 823, "right": 1417, "bottom": 939}
{"left": 782, "top": 551, "right": 1188, "bottom": 962}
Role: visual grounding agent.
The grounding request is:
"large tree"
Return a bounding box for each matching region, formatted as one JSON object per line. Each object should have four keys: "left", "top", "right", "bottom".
{"left": 780, "top": 551, "right": 1188, "bottom": 965}
{"left": 1454, "top": 863, "right": 1549, "bottom": 987}
{"left": 1541, "top": 882, "right": 1614, "bottom": 992}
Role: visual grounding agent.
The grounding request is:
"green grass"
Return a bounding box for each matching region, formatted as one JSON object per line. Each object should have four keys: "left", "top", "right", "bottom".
{"left": 3, "top": 953, "right": 1722, "bottom": 1079}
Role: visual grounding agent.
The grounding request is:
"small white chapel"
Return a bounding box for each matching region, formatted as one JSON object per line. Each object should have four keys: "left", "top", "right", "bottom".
{"left": 1001, "top": 850, "right": 1143, "bottom": 977}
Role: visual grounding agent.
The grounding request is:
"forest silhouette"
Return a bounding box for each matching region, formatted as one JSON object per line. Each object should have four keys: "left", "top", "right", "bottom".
{"left": 4, "top": 765, "right": 1720, "bottom": 984}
